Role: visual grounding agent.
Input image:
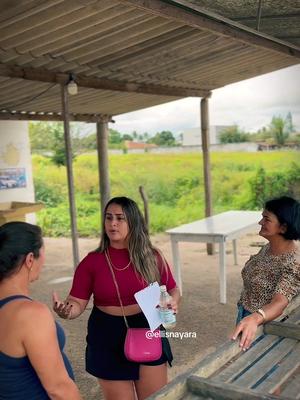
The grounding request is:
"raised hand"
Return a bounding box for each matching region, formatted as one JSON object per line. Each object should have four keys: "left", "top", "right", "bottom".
{"left": 52, "top": 291, "right": 72, "bottom": 319}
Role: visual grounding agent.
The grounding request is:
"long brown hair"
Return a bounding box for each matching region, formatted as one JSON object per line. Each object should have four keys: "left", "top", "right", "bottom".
{"left": 97, "top": 197, "right": 165, "bottom": 284}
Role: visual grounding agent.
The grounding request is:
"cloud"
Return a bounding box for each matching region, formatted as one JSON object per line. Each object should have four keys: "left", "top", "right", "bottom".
{"left": 113, "top": 64, "right": 300, "bottom": 135}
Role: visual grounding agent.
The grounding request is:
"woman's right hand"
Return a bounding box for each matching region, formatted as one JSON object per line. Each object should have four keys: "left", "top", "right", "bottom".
{"left": 230, "top": 313, "right": 262, "bottom": 350}
{"left": 52, "top": 291, "right": 73, "bottom": 319}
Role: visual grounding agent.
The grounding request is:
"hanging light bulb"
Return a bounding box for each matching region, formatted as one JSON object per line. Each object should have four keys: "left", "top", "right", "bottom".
{"left": 67, "top": 73, "right": 78, "bottom": 95}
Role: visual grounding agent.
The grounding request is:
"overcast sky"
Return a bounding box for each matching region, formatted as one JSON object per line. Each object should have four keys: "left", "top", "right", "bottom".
{"left": 112, "top": 64, "right": 300, "bottom": 136}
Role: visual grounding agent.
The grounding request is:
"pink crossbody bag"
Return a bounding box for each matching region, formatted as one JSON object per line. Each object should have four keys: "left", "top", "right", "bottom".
{"left": 105, "top": 250, "right": 162, "bottom": 363}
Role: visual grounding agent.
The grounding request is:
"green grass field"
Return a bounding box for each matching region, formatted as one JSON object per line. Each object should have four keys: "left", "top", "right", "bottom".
{"left": 32, "top": 151, "right": 300, "bottom": 236}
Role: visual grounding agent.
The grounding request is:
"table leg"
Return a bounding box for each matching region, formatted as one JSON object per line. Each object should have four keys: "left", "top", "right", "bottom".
{"left": 233, "top": 239, "right": 238, "bottom": 265}
{"left": 170, "top": 239, "right": 182, "bottom": 294}
{"left": 219, "top": 238, "right": 226, "bottom": 304}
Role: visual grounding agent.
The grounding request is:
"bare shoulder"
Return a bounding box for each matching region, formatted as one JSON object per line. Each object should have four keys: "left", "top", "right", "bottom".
{"left": 18, "top": 300, "right": 55, "bottom": 329}
{"left": 20, "top": 299, "right": 51, "bottom": 313}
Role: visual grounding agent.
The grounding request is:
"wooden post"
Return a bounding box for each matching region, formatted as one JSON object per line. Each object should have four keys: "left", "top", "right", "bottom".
{"left": 139, "top": 185, "right": 149, "bottom": 230}
{"left": 200, "top": 96, "right": 214, "bottom": 255}
{"left": 60, "top": 84, "right": 79, "bottom": 268}
{"left": 256, "top": 0, "right": 263, "bottom": 31}
{"left": 96, "top": 118, "right": 111, "bottom": 219}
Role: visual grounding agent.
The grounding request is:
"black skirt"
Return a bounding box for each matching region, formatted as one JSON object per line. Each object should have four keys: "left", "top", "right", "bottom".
{"left": 85, "top": 306, "right": 173, "bottom": 380}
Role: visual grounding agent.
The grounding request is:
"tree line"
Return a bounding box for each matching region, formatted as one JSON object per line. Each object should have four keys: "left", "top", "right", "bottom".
{"left": 29, "top": 112, "right": 299, "bottom": 166}
{"left": 219, "top": 112, "right": 298, "bottom": 145}
{"left": 29, "top": 122, "right": 178, "bottom": 165}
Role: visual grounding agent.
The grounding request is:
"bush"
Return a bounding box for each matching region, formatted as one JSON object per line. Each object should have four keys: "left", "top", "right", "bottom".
{"left": 34, "top": 179, "right": 65, "bottom": 207}
{"left": 219, "top": 126, "right": 250, "bottom": 143}
{"left": 247, "top": 163, "right": 300, "bottom": 208}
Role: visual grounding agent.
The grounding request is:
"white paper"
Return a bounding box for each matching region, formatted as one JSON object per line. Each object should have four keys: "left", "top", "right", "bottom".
{"left": 134, "top": 282, "right": 162, "bottom": 331}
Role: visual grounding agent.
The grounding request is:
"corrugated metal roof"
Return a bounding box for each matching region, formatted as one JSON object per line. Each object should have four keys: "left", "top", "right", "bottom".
{"left": 185, "top": 0, "right": 300, "bottom": 46}
{"left": 0, "top": 0, "right": 299, "bottom": 120}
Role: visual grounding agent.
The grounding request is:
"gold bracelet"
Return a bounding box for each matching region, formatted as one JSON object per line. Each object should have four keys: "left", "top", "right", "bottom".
{"left": 256, "top": 308, "right": 266, "bottom": 322}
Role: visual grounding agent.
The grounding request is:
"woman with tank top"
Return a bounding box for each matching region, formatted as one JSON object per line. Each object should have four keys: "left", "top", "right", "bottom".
{"left": 0, "top": 221, "right": 82, "bottom": 400}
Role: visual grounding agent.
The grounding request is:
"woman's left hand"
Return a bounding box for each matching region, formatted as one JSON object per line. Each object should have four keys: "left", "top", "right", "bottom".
{"left": 170, "top": 298, "right": 179, "bottom": 314}
{"left": 230, "top": 313, "right": 262, "bottom": 351}
{"left": 169, "top": 287, "right": 181, "bottom": 315}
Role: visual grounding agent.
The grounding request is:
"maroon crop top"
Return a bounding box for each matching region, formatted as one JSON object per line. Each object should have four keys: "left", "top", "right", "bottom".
{"left": 69, "top": 246, "right": 177, "bottom": 306}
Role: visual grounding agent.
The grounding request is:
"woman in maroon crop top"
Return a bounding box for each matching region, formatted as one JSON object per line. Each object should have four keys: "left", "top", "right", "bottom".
{"left": 53, "top": 196, "right": 181, "bottom": 400}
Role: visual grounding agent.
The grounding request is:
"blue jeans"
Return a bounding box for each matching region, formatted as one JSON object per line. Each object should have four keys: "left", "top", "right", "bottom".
{"left": 236, "top": 304, "right": 251, "bottom": 325}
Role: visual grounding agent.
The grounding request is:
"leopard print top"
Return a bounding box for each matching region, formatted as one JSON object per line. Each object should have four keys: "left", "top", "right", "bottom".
{"left": 238, "top": 243, "right": 300, "bottom": 312}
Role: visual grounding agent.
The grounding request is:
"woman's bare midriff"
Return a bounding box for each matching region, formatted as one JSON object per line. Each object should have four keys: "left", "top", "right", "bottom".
{"left": 96, "top": 303, "right": 142, "bottom": 316}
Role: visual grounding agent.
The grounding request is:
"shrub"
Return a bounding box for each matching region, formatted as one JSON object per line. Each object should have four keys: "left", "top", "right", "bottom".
{"left": 219, "top": 126, "right": 250, "bottom": 143}
{"left": 247, "top": 163, "right": 300, "bottom": 208}
{"left": 34, "top": 178, "right": 65, "bottom": 207}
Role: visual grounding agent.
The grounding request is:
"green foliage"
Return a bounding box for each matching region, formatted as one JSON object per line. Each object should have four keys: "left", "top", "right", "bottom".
{"left": 51, "top": 125, "right": 66, "bottom": 166}
{"left": 29, "top": 121, "right": 77, "bottom": 166}
{"left": 219, "top": 125, "right": 250, "bottom": 143}
{"left": 250, "top": 112, "right": 296, "bottom": 146}
{"left": 73, "top": 155, "right": 99, "bottom": 194}
{"left": 148, "top": 131, "right": 176, "bottom": 146}
{"left": 285, "top": 111, "right": 295, "bottom": 133}
{"left": 32, "top": 155, "right": 68, "bottom": 206}
{"left": 34, "top": 179, "right": 65, "bottom": 207}
{"left": 123, "top": 134, "right": 133, "bottom": 141}
{"left": 286, "top": 134, "right": 300, "bottom": 145}
{"left": 142, "top": 132, "right": 149, "bottom": 142}
{"left": 252, "top": 126, "right": 272, "bottom": 142}
{"left": 37, "top": 205, "right": 72, "bottom": 236}
{"left": 246, "top": 163, "right": 300, "bottom": 208}
{"left": 29, "top": 121, "right": 55, "bottom": 151}
{"left": 108, "top": 129, "right": 143, "bottom": 149}
{"left": 33, "top": 151, "right": 299, "bottom": 237}
{"left": 75, "top": 132, "right": 97, "bottom": 151}
{"left": 109, "top": 129, "right": 123, "bottom": 144}
{"left": 269, "top": 114, "right": 292, "bottom": 145}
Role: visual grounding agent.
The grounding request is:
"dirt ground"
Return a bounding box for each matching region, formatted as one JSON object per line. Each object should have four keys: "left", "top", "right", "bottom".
{"left": 30, "top": 231, "right": 265, "bottom": 400}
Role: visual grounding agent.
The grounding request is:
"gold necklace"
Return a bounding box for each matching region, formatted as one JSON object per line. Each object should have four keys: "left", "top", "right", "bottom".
{"left": 106, "top": 249, "right": 131, "bottom": 271}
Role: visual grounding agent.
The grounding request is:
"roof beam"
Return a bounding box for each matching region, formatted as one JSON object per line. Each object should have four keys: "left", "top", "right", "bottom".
{"left": 278, "top": 35, "right": 300, "bottom": 40}
{"left": 0, "top": 110, "right": 113, "bottom": 123}
{"left": 0, "top": 63, "right": 211, "bottom": 98}
{"left": 235, "top": 13, "right": 300, "bottom": 22}
{"left": 121, "top": 0, "right": 300, "bottom": 58}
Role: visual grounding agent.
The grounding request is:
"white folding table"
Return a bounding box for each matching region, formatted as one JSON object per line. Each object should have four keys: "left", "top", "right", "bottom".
{"left": 166, "top": 210, "right": 262, "bottom": 304}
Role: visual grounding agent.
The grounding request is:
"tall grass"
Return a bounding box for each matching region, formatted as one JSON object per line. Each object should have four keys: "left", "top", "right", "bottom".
{"left": 32, "top": 151, "right": 299, "bottom": 236}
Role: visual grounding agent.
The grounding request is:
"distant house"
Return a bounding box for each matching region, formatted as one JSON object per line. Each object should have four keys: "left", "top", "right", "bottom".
{"left": 182, "top": 125, "right": 234, "bottom": 146}
{"left": 124, "top": 140, "right": 157, "bottom": 150}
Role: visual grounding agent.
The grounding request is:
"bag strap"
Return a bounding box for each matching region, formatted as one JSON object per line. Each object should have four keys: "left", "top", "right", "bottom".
{"left": 104, "top": 249, "right": 129, "bottom": 329}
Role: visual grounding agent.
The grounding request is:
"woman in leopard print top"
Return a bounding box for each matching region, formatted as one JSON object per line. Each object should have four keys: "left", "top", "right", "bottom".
{"left": 231, "top": 196, "right": 300, "bottom": 351}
